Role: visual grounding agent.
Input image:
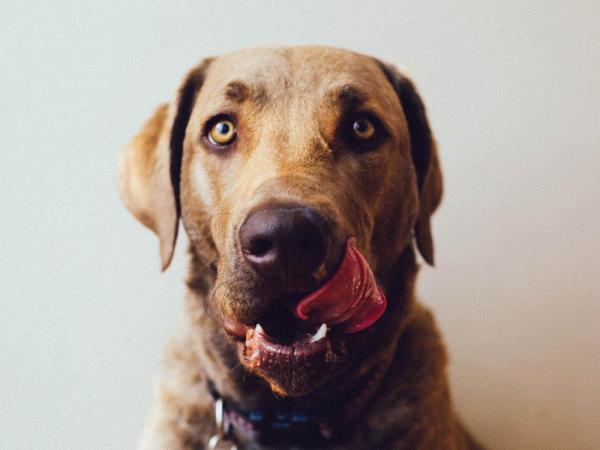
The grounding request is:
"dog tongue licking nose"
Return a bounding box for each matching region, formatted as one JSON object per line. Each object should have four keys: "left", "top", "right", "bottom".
{"left": 292, "top": 238, "right": 386, "bottom": 333}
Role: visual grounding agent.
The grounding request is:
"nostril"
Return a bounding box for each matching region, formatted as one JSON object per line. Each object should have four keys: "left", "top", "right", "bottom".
{"left": 299, "top": 235, "right": 319, "bottom": 252}
{"left": 246, "top": 237, "right": 273, "bottom": 257}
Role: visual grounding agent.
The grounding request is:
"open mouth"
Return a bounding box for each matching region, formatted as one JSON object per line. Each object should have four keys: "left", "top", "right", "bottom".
{"left": 246, "top": 308, "right": 331, "bottom": 366}
{"left": 222, "top": 238, "right": 387, "bottom": 388}
{"left": 223, "top": 306, "right": 332, "bottom": 365}
{"left": 236, "top": 308, "right": 343, "bottom": 397}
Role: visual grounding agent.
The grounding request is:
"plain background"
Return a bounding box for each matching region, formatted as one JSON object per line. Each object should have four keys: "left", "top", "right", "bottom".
{"left": 1, "top": 1, "right": 599, "bottom": 449}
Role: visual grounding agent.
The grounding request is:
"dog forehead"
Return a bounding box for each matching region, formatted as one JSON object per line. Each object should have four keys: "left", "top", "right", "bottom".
{"left": 200, "top": 46, "right": 397, "bottom": 107}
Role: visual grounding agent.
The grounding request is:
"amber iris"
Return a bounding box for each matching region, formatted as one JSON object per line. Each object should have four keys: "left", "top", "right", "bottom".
{"left": 208, "top": 120, "right": 236, "bottom": 145}
{"left": 352, "top": 118, "right": 375, "bottom": 140}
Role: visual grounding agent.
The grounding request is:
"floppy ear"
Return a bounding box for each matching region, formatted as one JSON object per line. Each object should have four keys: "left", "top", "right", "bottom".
{"left": 377, "top": 62, "right": 443, "bottom": 265}
{"left": 118, "top": 61, "right": 210, "bottom": 271}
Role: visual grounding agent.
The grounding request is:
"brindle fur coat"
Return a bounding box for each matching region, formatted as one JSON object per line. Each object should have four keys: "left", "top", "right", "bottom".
{"left": 119, "top": 46, "right": 483, "bottom": 450}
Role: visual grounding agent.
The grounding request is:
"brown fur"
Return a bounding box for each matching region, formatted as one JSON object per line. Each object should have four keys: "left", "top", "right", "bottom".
{"left": 119, "top": 46, "right": 483, "bottom": 449}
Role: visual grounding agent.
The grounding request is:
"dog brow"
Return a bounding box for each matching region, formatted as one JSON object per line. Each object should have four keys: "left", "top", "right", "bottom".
{"left": 334, "top": 85, "right": 368, "bottom": 110}
{"left": 224, "top": 80, "right": 268, "bottom": 105}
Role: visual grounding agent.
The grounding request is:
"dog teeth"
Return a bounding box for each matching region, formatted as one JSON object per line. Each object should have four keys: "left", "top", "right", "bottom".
{"left": 309, "top": 323, "right": 328, "bottom": 343}
{"left": 255, "top": 323, "right": 266, "bottom": 336}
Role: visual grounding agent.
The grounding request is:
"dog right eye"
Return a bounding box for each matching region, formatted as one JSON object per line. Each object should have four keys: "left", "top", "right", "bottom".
{"left": 206, "top": 117, "right": 237, "bottom": 146}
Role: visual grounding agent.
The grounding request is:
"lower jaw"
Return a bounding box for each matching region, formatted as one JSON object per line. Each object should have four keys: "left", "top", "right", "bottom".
{"left": 238, "top": 329, "right": 348, "bottom": 397}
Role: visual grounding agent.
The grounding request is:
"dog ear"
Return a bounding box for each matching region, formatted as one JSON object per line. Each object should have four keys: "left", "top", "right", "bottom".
{"left": 118, "top": 60, "right": 211, "bottom": 271}
{"left": 377, "top": 62, "right": 443, "bottom": 265}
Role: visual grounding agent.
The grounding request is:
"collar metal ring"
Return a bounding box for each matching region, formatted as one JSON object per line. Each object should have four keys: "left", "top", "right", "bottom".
{"left": 208, "top": 434, "right": 237, "bottom": 450}
{"left": 209, "top": 398, "right": 237, "bottom": 449}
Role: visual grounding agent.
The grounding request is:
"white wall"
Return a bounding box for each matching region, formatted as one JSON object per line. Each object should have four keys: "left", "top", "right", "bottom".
{"left": 1, "top": 1, "right": 599, "bottom": 449}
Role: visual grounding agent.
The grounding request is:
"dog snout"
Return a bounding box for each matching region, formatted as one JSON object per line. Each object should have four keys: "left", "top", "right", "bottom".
{"left": 239, "top": 204, "right": 327, "bottom": 278}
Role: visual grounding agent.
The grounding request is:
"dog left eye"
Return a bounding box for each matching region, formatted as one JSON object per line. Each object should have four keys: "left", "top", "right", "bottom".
{"left": 352, "top": 117, "right": 375, "bottom": 140}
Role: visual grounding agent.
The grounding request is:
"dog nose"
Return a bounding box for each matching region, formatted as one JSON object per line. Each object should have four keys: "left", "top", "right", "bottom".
{"left": 239, "top": 205, "right": 327, "bottom": 277}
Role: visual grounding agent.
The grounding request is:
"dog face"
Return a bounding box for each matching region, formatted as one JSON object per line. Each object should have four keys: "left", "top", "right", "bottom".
{"left": 119, "top": 47, "right": 442, "bottom": 397}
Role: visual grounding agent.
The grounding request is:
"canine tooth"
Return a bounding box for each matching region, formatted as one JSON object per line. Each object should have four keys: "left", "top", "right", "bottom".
{"left": 255, "top": 324, "right": 266, "bottom": 335}
{"left": 309, "top": 323, "right": 328, "bottom": 343}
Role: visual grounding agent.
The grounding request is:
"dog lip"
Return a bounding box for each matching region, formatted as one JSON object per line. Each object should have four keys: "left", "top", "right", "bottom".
{"left": 254, "top": 321, "right": 328, "bottom": 344}
{"left": 244, "top": 324, "right": 330, "bottom": 365}
{"left": 222, "top": 314, "right": 248, "bottom": 338}
{"left": 222, "top": 314, "right": 333, "bottom": 363}
{"left": 223, "top": 314, "right": 329, "bottom": 344}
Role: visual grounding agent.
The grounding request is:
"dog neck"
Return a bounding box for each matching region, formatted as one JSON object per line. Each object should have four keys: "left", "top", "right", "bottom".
{"left": 185, "top": 244, "right": 419, "bottom": 446}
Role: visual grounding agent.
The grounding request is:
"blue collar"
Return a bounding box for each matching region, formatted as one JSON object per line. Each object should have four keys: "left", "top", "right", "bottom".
{"left": 206, "top": 380, "right": 336, "bottom": 448}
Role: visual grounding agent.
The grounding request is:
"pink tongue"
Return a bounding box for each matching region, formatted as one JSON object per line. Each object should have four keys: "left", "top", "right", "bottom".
{"left": 292, "top": 238, "right": 387, "bottom": 333}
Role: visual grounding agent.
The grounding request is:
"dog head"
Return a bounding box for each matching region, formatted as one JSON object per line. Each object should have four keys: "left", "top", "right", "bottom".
{"left": 119, "top": 47, "right": 442, "bottom": 397}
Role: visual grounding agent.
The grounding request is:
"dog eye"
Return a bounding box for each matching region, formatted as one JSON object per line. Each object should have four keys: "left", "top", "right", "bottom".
{"left": 208, "top": 119, "right": 236, "bottom": 146}
{"left": 351, "top": 117, "right": 375, "bottom": 140}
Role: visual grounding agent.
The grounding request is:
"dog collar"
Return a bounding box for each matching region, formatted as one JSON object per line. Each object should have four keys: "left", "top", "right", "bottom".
{"left": 206, "top": 380, "right": 335, "bottom": 449}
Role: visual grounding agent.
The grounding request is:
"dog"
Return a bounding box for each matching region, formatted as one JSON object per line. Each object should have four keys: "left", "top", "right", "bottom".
{"left": 119, "top": 46, "right": 483, "bottom": 449}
